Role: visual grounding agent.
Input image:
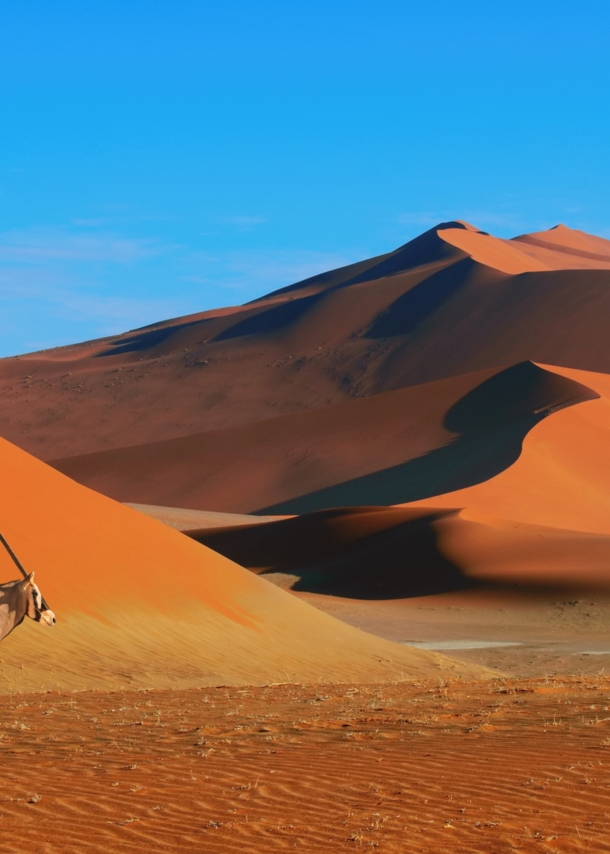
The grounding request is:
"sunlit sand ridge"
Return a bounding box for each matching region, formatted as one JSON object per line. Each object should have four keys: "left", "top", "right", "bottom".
{"left": 408, "top": 364, "right": 610, "bottom": 534}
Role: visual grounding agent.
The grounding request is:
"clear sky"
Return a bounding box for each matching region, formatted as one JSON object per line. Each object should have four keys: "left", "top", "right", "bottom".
{"left": 0, "top": 0, "right": 609, "bottom": 355}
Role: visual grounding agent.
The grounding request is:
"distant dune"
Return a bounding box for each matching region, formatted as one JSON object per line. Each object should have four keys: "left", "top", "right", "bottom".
{"left": 175, "top": 362, "right": 610, "bottom": 599}
{"left": 407, "top": 365, "right": 610, "bottom": 535}
{"left": 185, "top": 505, "right": 610, "bottom": 599}
{"left": 1, "top": 221, "right": 610, "bottom": 469}
{"left": 0, "top": 438, "right": 485, "bottom": 692}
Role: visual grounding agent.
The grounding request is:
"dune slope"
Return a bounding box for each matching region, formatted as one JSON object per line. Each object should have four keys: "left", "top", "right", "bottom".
{"left": 169, "top": 362, "right": 610, "bottom": 602}
{"left": 0, "top": 438, "right": 486, "bottom": 692}
{"left": 50, "top": 361, "right": 598, "bottom": 513}
{"left": 2, "top": 222, "right": 610, "bottom": 464}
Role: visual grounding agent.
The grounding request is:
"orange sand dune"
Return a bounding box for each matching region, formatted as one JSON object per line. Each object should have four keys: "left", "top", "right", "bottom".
{"left": 50, "top": 361, "right": 597, "bottom": 513}
{"left": 513, "top": 222, "right": 610, "bottom": 265}
{"left": 0, "top": 438, "right": 487, "bottom": 692}
{"left": 438, "top": 227, "right": 550, "bottom": 274}
{"left": 440, "top": 222, "right": 610, "bottom": 273}
{"left": 2, "top": 222, "right": 610, "bottom": 463}
{"left": 408, "top": 364, "right": 610, "bottom": 535}
{"left": 185, "top": 505, "right": 610, "bottom": 598}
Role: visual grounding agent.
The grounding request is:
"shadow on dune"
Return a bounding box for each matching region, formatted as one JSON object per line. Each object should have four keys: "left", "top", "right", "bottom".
{"left": 366, "top": 259, "right": 474, "bottom": 338}
{"left": 97, "top": 318, "right": 206, "bottom": 357}
{"left": 187, "top": 502, "right": 610, "bottom": 600}
{"left": 255, "top": 220, "right": 472, "bottom": 303}
{"left": 258, "top": 362, "right": 598, "bottom": 515}
{"left": 215, "top": 294, "right": 321, "bottom": 340}
{"left": 186, "top": 507, "right": 472, "bottom": 599}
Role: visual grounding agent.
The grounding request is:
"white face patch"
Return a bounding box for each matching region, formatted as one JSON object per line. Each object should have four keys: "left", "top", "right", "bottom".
{"left": 39, "top": 608, "right": 56, "bottom": 626}
{"left": 32, "top": 584, "right": 43, "bottom": 612}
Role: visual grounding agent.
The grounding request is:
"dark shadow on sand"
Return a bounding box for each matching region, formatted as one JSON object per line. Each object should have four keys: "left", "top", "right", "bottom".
{"left": 186, "top": 508, "right": 473, "bottom": 600}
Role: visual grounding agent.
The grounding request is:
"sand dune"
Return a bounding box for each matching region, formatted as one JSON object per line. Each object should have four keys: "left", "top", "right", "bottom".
{"left": 141, "top": 361, "right": 610, "bottom": 601}
{"left": 3, "top": 217, "right": 610, "bottom": 853}
{"left": 440, "top": 222, "right": 610, "bottom": 273}
{"left": 2, "top": 222, "right": 610, "bottom": 465}
{"left": 184, "top": 505, "right": 610, "bottom": 598}
{"left": 0, "top": 437, "right": 488, "bottom": 692}
{"left": 407, "top": 364, "right": 610, "bottom": 535}
{"left": 438, "top": 227, "right": 550, "bottom": 274}
{"left": 512, "top": 223, "right": 610, "bottom": 266}
{"left": 50, "top": 361, "right": 598, "bottom": 513}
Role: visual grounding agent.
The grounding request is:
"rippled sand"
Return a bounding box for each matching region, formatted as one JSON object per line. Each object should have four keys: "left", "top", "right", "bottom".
{"left": 2, "top": 677, "right": 610, "bottom": 853}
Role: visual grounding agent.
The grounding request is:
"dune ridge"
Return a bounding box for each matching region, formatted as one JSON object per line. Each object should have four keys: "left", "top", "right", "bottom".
{"left": 407, "top": 364, "right": 610, "bottom": 535}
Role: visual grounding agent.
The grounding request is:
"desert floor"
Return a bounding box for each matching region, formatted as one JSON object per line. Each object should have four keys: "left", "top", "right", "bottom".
{"left": 3, "top": 676, "right": 610, "bottom": 853}
{"left": 299, "top": 589, "right": 610, "bottom": 678}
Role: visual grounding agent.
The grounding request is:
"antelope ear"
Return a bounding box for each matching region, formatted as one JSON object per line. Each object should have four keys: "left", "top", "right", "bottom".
{"left": 26, "top": 571, "right": 35, "bottom": 584}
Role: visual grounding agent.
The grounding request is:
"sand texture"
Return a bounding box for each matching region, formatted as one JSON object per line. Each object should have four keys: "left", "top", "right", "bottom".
{"left": 2, "top": 678, "right": 610, "bottom": 853}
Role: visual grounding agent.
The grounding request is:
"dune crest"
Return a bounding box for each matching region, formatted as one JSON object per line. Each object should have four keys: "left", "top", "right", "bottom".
{"left": 406, "top": 364, "right": 610, "bottom": 535}
{"left": 438, "top": 227, "right": 550, "bottom": 274}
{"left": 512, "top": 223, "right": 610, "bottom": 266}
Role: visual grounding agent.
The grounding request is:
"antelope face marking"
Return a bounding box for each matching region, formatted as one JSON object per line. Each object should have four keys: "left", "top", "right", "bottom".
{"left": 37, "top": 606, "right": 56, "bottom": 627}
{"left": 26, "top": 579, "right": 56, "bottom": 626}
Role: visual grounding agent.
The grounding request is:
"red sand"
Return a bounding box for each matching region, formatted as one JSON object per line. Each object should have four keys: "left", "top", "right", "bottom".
{"left": 4, "top": 221, "right": 610, "bottom": 687}
{"left": 2, "top": 220, "right": 610, "bottom": 852}
{"left": 3, "top": 678, "right": 610, "bottom": 853}
{"left": 3, "top": 220, "right": 610, "bottom": 853}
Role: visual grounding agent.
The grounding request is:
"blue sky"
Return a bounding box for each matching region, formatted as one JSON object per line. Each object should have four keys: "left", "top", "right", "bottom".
{"left": 0, "top": 0, "right": 609, "bottom": 355}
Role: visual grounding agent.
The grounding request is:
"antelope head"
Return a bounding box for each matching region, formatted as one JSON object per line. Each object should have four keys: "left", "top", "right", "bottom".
{"left": 23, "top": 572, "right": 56, "bottom": 627}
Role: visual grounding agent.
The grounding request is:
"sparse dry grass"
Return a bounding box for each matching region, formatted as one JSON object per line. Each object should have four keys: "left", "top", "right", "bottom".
{"left": 0, "top": 677, "right": 610, "bottom": 852}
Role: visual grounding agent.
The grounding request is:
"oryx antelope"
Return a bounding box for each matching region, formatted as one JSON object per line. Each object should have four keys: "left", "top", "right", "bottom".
{"left": 0, "top": 571, "right": 56, "bottom": 643}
